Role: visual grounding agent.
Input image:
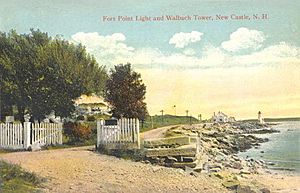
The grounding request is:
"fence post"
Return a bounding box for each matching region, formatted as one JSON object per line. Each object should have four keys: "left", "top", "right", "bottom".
{"left": 97, "top": 120, "right": 100, "bottom": 147}
{"left": 23, "top": 122, "right": 31, "bottom": 149}
{"left": 136, "top": 119, "right": 140, "bottom": 149}
{"left": 59, "top": 123, "right": 63, "bottom": 144}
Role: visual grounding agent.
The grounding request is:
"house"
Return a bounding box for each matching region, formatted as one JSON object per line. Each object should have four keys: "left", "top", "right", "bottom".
{"left": 210, "top": 111, "right": 235, "bottom": 123}
{"left": 74, "top": 94, "right": 111, "bottom": 116}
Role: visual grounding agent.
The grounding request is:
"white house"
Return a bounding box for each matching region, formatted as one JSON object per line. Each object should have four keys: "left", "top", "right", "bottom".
{"left": 211, "top": 111, "right": 235, "bottom": 123}
{"left": 74, "top": 94, "right": 111, "bottom": 116}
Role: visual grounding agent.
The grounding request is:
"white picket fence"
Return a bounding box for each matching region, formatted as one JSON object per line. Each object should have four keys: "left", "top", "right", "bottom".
{"left": 31, "top": 123, "right": 63, "bottom": 147}
{"left": 0, "top": 122, "right": 63, "bottom": 150}
{"left": 97, "top": 118, "right": 140, "bottom": 149}
{"left": 0, "top": 123, "right": 25, "bottom": 149}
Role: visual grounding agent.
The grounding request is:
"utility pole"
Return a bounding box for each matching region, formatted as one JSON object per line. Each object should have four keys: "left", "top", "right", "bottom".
{"left": 198, "top": 114, "right": 202, "bottom": 122}
{"left": 186, "top": 110, "right": 189, "bottom": 124}
{"left": 151, "top": 116, "right": 153, "bottom": 128}
{"left": 173, "top": 105, "right": 176, "bottom": 116}
{"left": 160, "top": 110, "right": 164, "bottom": 123}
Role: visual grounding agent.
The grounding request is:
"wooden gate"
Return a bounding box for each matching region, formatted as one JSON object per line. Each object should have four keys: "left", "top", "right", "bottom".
{"left": 97, "top": 118, "right": 140, "bottom": 149}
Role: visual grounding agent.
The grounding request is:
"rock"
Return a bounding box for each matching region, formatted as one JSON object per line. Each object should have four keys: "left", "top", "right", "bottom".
{"left": 165, "top": 156, "right": 178, "bottom": 163}
{"left": 182, "top": 157, "right": 196, "bottom": 162}
{"left": 222, "top": 179, "right": 240, "bottom": 189}
{"left": 152, "top": 166, "right": 162, "bottom": 172}
{"left": 232, "top": 155, "right": 240, "bottom": 161}
{"left": 144, "top": 160, "right": 151, "bottom": 164}
{"left": 193, "top": 167, "right": 202, "bottom": 173}
{"left": 236, "top": 185, "right": 256, "bottom": 193}
{"left": 210, "top": 167, "right": 221, "bottom": 173}
{"left": 184, "top": 166, "right": 194, "bottom": 173}
{"left": 29, "top": 143, "right": 41, "bottom": 152}
{"left": 209, "top": 163, "right": 223, "bottom": 169}
{"left": 232, "top": 162, "right": 243, "bottom": 170}
{"left": 213, "top": 171, "right": 232, "bottom": 179}
{"left": 190, "top": 171, "right": 198, "bottom": 177}
{"left": 240, "top": 169, "right": 251, "bottom": 175}
{"left": 260, "top": 187, "right": 271, "bottom": 193}
{"left": 215, "top": 155, "right": 226, "bottom": 162}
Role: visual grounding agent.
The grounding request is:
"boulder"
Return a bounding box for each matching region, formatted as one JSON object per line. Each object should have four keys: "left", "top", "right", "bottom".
{"left": 236, "top": 185, "right": 256, "bottom": 193}
{"left": 222, "top": 179, "right": 240, "bottom": 190}
{"left": 240, "top": 169, "right": 251, "bottom": 175}
{"left": 29, "top": 143, "right": 41, "bottom": 152}
{"left": 232, "top": 162, "right": 243, "bottom": 170}
{"left": 210, "top": 167, "right": 221, "bottom": 173}
{"left": 193, "top": 166, "right": 202, "bottom": 173}
{"left": 260, "top": 187, "right": 271, "bottom": 193}
{"left": 165, "top": 156, "right": 178, "bottom": 163}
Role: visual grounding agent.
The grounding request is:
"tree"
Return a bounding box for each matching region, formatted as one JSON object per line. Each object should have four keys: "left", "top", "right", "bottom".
{"left": 105, "top": 63, "right": 148, "bottom": 120}
{"left": 0, "top": 29, "right": 107, "bottom": 121}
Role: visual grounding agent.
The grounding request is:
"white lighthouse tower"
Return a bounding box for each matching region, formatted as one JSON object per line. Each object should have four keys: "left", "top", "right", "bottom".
{"left": 258, "top": 111, "right": 264, "bottom": 124}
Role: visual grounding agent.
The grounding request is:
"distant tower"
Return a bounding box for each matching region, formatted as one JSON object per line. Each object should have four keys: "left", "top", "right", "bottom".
{"left": 258, "top": 111, "right": 263, "bottom": 124}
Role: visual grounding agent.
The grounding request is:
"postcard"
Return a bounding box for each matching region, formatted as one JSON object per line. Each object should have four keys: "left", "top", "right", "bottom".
{"left": 0, "top": 0, "right": 299, "bottom": 192}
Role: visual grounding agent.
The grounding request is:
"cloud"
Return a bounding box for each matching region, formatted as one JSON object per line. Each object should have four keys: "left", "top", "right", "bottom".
{"left": 221, "top": 27, "right": 265, "bottom": 52}
{"left": 70, "top": 31, "right": 300, "bottom": 70}
{"left": 169, "top": 31, "right": 203, "bottom": 48}
{"left": 183, "top": 48, "right": 196, "bottom": 56}
{"left": 71, "top": 32, "right": 134, "bottom": 65}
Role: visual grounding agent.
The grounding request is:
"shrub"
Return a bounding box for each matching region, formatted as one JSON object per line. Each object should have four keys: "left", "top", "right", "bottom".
{"left": 77, "top": 115, "right": 85, "bottom": 121}
{"left": 63, "top": 122, "right": 92, "bottom": 143}
{"left": 87, "top": 115, "right": 96, "bottom": 122}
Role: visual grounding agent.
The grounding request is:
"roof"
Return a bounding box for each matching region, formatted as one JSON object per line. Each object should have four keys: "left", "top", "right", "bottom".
{"left": 74, "top": 94, "right": 108, "bottom": 106}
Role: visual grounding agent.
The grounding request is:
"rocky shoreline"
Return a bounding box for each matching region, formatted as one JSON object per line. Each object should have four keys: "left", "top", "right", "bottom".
{"left": 142, "top": 121, "right": 280, "bottom": 192}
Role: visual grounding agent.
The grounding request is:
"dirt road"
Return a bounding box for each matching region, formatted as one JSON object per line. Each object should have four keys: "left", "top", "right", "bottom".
{"left": 142, "top": 125, "right": 178, "bottom": 140}
{"left": 0, "top": 146, "right": 225, "bottom": 193}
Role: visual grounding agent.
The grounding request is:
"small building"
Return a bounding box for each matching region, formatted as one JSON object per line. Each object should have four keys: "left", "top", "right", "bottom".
{"left": 210, "top": 111, "right": 235, "bottom": 123}
{"left": 74, "top": 94, "right": 110, "bottom": 116}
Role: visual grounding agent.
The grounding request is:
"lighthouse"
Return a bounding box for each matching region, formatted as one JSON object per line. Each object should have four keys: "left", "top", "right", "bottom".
{"left": 258, "top": 111, "right": 264, "bottom": 124}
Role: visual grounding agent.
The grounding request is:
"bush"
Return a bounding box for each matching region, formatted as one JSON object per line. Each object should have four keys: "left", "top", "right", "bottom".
{"left": 77, "top": 115, "right": 85, "bottom": 121}
{"left": 63, "top": 122, "right": 92, "bottom": 143}
{"left": 87, "top": 115, "right": 96, "bottom": 122}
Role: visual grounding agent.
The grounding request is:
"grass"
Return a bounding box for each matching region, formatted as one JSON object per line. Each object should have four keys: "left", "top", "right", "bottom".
{"left": 140, "top": 114, "right": 200, "bottom": 132}
{"left": 0, "top": 160, "right": 44, "bottom": 193}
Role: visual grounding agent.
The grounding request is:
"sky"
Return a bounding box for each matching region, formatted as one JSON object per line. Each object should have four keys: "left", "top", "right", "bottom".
{"left": 0, "top": 0, "right": 299, "bottom": 119}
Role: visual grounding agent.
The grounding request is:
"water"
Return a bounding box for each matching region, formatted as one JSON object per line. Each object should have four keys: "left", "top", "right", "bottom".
{"left": 239, "top": 121, "right": 300, "bottom": 173}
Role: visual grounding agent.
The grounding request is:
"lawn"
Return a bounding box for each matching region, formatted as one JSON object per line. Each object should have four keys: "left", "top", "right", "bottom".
{"left": 140, "top": 114, "right": 200, "bottom": 132}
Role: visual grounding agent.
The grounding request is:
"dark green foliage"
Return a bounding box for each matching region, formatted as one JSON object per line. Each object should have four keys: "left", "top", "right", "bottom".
{"left": 0, "top": 29, "right": 107, "bottom": 121}
{"left": 105, "top": 63, "right": 148, "bottom": 120}
{"left": 76, "top": 115, "right": 85, "bottom": 121}
{"left": 63, "top": 122, "right": 92, "bottom": 143}
{"left": 87, "top": 115, "right": 96, "bottom": 122}
{"left": 0, "top": 160, "right": 44, "bottom": 192}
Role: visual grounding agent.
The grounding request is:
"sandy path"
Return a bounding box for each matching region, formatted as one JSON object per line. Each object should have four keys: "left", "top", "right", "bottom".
{"left": 0, "top": 146, "right": 226, "bottom": 193}
{"left": 143, "top": 125, "right": 178, "bottom": 140}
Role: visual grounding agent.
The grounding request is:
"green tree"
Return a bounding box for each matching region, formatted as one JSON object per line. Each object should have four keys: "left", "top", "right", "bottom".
{"left": 0, "top": 29, "right": 107, "bottom": 121}
{"left": 105, "top": 63, "right": 148, "bottom": 120}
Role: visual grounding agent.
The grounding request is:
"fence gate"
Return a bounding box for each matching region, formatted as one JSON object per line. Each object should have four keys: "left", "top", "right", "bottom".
{"left": 0, "top": 122, "right": 63, "bottom": 150}
{"left": 97, "top": 118, "right": 140, "bottom": 149}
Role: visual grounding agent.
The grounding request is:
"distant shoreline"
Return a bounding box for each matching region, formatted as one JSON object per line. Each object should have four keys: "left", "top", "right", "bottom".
{"left": 242, "top": 117, "right": 300, "bottom": 122}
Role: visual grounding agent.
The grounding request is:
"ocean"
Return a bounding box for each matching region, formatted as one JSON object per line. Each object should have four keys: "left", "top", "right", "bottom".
{"left": 239, "top": 121, "right": 300, "bottom": 173}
